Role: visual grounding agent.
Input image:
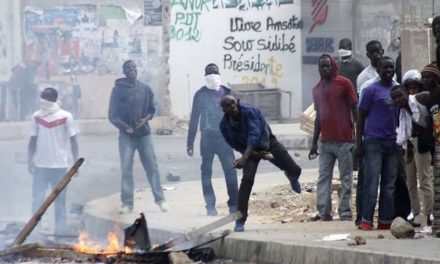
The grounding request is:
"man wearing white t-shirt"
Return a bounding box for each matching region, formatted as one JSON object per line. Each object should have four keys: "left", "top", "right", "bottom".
{"left": 28, "top": 87, "right": 79, "bottom": 235}
{"left": 356, "top": 40, "right": 384, "bottom": 96}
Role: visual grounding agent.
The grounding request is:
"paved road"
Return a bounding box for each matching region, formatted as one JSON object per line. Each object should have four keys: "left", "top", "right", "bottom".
{"left": 0, "top": 133, "right": 317, "bottom": 223}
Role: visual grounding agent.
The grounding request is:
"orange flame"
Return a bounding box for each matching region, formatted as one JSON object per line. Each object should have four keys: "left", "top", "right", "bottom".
{"left": 74, "top": 231, "right": 123, "bottom": 254}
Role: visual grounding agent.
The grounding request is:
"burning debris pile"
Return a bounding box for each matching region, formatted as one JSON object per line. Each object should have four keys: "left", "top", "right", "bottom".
{"left": 0, "top": 211, "right": 240, "bottom": 263}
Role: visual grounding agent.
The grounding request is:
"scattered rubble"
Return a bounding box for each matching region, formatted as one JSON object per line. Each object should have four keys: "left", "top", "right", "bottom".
{"left": 245, "top": 182, "right": 348, "bottom": 223}
{"left": 166, "top": 171, "right": 181, "bottom": 182}
{"left": 390, "top": 217, "right": 415, "bottom": 239}
{"left": 169, "top": 251, "right": 194, "bottom": 264}
{"left": 156, "top": 128, "right": 173, "bottom": 135}
{"left": 347, "top": 236, "right": 366, "bottom": 246}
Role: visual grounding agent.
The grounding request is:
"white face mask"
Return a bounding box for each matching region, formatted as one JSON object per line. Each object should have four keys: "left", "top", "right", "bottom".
{"left": 338, "top": 49, "right": 352, "bottom": 60}
{"left": 38, "top": 98, "right": 60, "bottom": 116}
{"left": 205, "top": 74, "right": 221, "bottom": 91}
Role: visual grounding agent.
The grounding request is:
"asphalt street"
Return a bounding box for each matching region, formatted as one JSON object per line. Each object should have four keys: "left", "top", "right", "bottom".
{"left": 0, "top": 132, "right": 317, "bottom": 224}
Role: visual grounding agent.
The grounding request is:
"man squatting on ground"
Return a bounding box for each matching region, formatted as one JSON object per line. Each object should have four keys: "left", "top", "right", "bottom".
{"left": 28, "top": 87, "right": 79, "bottom": 235}
{"left": 109, "top": 60, "right": 169, "bottom": 214}
{"left": 187, "top": 63, "right": 238, "bottom": 216}
{"left": 219, "top": 95, "right": 302, "bottom": 232}
{"left": 308, "top": 54, "right": 357, "bottom": 222}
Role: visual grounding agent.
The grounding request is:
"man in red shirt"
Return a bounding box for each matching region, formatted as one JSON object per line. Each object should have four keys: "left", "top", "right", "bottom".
{"left": 308, "top": 54, "right": 358, "bottom": 221}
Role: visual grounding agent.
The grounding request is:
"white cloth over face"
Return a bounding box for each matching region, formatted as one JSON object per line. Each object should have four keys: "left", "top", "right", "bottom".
{"left": 205, "top": 74, "right": 221, "bottom": 91}
{"left": 338, "top": 49, "right": 352, "bottom": 62}
{"left": 36, "top": 98, "right": 60, "bottom": 117}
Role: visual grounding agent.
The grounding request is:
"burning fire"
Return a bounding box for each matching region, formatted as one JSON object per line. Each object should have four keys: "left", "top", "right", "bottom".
{"left": 74, "top": 231, "right": 133, "bottom": 254}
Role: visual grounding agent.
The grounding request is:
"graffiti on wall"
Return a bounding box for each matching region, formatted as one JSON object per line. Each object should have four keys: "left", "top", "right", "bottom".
{"left": 213, "top": 0, "right": 294, "bottom": 10}
{"left": 170, "top": 0, "right": 211, "bottom": 42}
{"left": 223, "top": 15, "right": 302, "bottom": 86}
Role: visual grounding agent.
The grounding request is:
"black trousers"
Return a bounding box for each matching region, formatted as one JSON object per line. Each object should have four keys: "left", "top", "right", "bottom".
{"left": 237, "top": 137, "right": 302, "bottom": 223}
{"left": 394, "top": 155, "right": 411, "bottom": 219}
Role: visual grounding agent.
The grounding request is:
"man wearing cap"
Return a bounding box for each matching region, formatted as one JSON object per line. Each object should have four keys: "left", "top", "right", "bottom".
{"left": 187, "top": 63, "right": 238, "bottom": 216}
{"left": 423, "top": 63, "right": 440, "bottom": 232}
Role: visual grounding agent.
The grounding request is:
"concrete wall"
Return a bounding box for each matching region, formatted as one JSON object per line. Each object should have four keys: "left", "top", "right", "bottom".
{"left": 169, "top": 0, "right": 303, "bottom": 119}
{"left": 352, "top": 0, "right": 402, "bottom": 64}
{"left": 300, "top": 0, "right": 354, "bottom": 109}
{"left": 400, "top": 0, "right": 438, "bottom": 75}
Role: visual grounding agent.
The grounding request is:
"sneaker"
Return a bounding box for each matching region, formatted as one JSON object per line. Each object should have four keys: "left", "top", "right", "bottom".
{"left": 358, "top": 221, "right": 373, "bottom": 230}
{"left": 207, "top": 208, "right": 218, "bottom": 216}
{"left": 234, "top": 222, "right": 245, "bottom": 232}
{"left": 308, "top": 214, "right": 332, "bottom": 222}
{"left": 377, "top": 223, "right": 391, "bottom": 230}
{"left": 290, "top": 179, "right": 302, "bottom": 194}
{"left": 158, "top": 201, "right": 170, "bottom": 212}
{"left": 119, "top": 204, "right": 133, "bottom": 214}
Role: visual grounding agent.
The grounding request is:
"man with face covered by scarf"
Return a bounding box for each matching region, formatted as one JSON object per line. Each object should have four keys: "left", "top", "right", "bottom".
{"left": 187, "top": 63, "right": 238, "bottom": 216}
{"left": 336, "top": 38, "right": 365, "bottom": 93}
{"left": 308, "top": 54, "right": 357, "bottom": 222}
{"left": 28, "top": 87, "right": 79, "bottom": 235}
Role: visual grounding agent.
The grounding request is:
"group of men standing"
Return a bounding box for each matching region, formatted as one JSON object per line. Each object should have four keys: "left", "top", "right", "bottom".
{"left": 27, "top": 28, "right": 440, "bottom": 236}
{"left": 309, "top": 35, "right": 439, "bottom": 233}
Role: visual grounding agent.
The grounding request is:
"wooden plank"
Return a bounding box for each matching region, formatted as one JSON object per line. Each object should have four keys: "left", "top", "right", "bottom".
{"left": 10, "top": 158, "right": 85, "bottom": 247}
{"left": 24, "top": 247, "right": 92, "bottom": 261}
{"left": 0, "top": 243, "right": 40, "bottom": 256}
{"left": 153, "top": 212, "right": 242, "bottom": 252}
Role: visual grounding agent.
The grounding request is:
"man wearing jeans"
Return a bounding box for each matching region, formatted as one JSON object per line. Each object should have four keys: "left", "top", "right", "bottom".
{"left": 308, "top": 54, "right": 357, "bottom": 222}
{"left": 28, "top": 87, "right": 79, "bottom": 235}
{"left": 356, "top": 56, "right": 400, "bottom": 230}
{"left": 109, "top": 60, "right": 169, "bottom": 214}
{"left": 187, "top": 63, "right": 238, "bottom": 216}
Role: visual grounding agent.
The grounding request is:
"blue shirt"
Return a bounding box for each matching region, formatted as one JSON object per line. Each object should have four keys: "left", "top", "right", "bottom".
{"left": 220, "top": 103, "right": 271, "bottom": 153}
{"left": 187, "top": 86, "right": 230, "bottom": 147}
{"left": 358, "top": 80, "right": 398, "bottom": 141}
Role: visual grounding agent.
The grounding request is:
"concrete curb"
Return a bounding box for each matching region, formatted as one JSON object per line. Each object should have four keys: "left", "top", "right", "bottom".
{"left": 213, "top": 236, "right": 440, "bottom": 264}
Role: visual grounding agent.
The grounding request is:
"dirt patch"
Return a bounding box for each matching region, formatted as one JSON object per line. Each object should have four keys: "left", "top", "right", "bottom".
{"left": 236, "top": 182, "right": 357, "bottom": 224}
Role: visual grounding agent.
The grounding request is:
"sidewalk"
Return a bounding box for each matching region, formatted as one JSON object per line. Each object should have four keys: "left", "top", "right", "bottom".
{"left": 81, "top": 168, "right": 440, "bottom": 264}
